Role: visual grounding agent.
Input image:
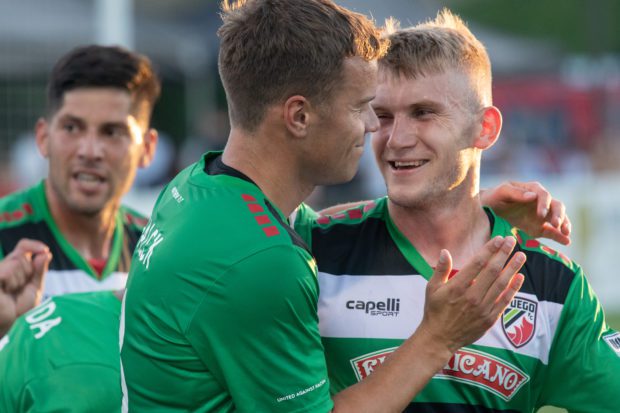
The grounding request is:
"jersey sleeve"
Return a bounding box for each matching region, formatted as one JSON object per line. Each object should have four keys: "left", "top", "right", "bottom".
{"left": 291, "top": 203, "right": 319, "bottom": 247}
{"left": 538, "top": 266, "right": 620, "bottom": 411}
{"left": 185, "top": 244, "right": 333, "bottom": 413}
{"left": 0, "top": 327, "right": 22, "bottom": 412}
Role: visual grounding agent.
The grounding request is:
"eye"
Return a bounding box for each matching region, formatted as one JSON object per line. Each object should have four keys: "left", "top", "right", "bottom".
{"left": 413, "top": 107, "right": 435, "bottom": 118}
{"left": 102, "top": 125, "right": 126, "bottom": 139}
{"left": 375, "top": 112, "right": 393, "bottom": 121}
{"left": 62, "top": 122, "right": 79, "bottom": 133}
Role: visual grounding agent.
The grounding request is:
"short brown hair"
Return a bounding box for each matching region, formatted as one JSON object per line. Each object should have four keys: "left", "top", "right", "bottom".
{"left": 381, "top": 9, "right": 492, "bottom": 107}
{"left": 47, "top": 45, "right": 161, "bottom": 127}
{"left": 218, "top": 0, "right": 388, "bottom": 131}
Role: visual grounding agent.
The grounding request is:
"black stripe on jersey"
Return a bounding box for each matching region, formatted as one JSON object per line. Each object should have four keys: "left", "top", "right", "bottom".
{"left": 0, "top": 221, "right": 75, "bottom": 271}
{"left": 265, "top": 200, "right": 311, "bottom": 254}
{"left": 204, "top": 153, "right": 256, "bottom": 185}
{"left": 0, "top": 220, "right": 140, "bottom": 273}
{"left": 403, "top": 403, "right": 518, "bottom": 412}
{"left": 515, "top": 244, "right": 576, "bottom": 305}
{"left": 311, "top": 216, "right": 414, "bottom": 275}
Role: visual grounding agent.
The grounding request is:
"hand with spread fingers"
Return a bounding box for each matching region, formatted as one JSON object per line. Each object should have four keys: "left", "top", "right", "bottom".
{"left": 420, "top": 236, "right": 526, "bottom": 354}
{"left": 0, "top": 239, "right": 52, "bottom": 337}
{"left": 481, "top": 181, "right": 571, "bottom": 246}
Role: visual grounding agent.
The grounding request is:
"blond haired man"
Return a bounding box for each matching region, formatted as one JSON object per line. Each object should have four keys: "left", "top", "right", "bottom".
{"left": 295, "top": 9, "right": 620, "bottom": 411}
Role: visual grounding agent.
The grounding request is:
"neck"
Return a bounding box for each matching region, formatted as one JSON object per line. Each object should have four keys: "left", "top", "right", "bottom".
{"left": 222, "top": 127, "right": 314, "bottom": 216}
{"left": 389, "top": 188, "right": 491, "bottom": 270}
{"left": 45, "top": 182, "right": 118, "bottom": 261}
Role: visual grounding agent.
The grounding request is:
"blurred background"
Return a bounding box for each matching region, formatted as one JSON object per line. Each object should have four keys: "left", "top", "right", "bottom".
{"left": 0, "top": 3, "right": 618, "bottom": 407}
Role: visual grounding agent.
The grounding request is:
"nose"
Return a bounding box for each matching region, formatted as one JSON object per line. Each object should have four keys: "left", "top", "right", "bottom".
{"left": 76, "top": 130, "right": 104, "bottom": 161}
{"left": 386, "top": 116, "right": 416, "bottom": 150}
{"left": 365, "top": 108, "right": 380, "bottom": 134}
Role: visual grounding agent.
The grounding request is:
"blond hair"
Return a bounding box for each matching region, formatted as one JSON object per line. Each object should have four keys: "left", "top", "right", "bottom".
{"left": 381, "top": 9, "right": 492, "bottom": 107}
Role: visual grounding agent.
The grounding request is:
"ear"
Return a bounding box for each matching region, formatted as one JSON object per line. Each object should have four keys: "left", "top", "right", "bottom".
{"left": 474, "top": 106, "right": 502, "bottom": 150}
{"left": 138, "top": 128, "right": 158, "bottom": 168}
{"left": 34, "top": 118, "right": 50, "bottom": 158}
{"left": 283, "top": 95, "right": 312, "bottom": 138}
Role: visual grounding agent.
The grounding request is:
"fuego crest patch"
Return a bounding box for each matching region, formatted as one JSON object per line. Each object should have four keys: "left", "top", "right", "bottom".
{"left": 502, "top": 296, "right": 537, "bottom": 348}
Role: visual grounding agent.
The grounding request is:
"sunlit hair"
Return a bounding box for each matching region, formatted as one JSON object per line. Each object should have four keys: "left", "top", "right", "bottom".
{"left": 381, "top": 8, "right": 492, "bottom": 108}
{"left": 218, "top": 0, "right": 389, "bottom": 131}
{"left": 47, "top": 45, "right": 161, "bottom": 128}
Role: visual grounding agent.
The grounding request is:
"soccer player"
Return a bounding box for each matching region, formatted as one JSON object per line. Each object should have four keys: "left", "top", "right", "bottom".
{"left": 0, "top": 290, "right": 123, "bottom": 412}
{"left": 0, "top": 45, "right": 160, "bottom": 336}
{"left": 120, "top": 1, "right": 534, "bottom": 412}
{"left": 295, "top": 10, "right": 620, "bottom": 411}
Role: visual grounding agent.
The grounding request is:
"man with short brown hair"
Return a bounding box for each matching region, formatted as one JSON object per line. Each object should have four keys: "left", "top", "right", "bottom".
{"left": 121, "top": 2, "right": 526, "bottom": 412}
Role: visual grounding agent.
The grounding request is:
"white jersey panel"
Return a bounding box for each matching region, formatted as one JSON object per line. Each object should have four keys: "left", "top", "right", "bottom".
{"left": 44, "top": 270, "right": 128, "bottom": 298}
{"left": 318, "top": 272, "right": 563, "bottom": 364}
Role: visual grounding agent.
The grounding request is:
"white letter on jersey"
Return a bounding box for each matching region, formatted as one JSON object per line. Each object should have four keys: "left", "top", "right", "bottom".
{"left": 25, "top": 299, "right": 62, "bottom": 339}
{"left": 0, "top": 335, "right": 9, "bottom": 352}
{"left": 136, "top": 222, "right": 164, "bottom": 269}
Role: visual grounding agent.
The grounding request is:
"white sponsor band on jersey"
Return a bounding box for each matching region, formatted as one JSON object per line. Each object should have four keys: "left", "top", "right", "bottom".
{"left": 319, "top": 272, "right": 563, "bottom": 364}
{"left": 44, "top": 270, "right": 128, "bottom": 298}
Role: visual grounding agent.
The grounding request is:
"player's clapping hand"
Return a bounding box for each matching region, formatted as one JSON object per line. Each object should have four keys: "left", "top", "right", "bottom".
{"left": 419, "top": 236, "right": 526, "bottom": 354}
{"left": 0, "top": 239, "right": 52, "bottom": 336}
{"left": 481, "top": 181, "right": 571, "bottom": 246}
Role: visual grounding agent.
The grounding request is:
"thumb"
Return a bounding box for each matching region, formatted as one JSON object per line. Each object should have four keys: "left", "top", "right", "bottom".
{"left": 31, "top": 251, "right": 52, "bottom": 289}
{"left": 429, "top": 249, "right": 453, "bottom": 289}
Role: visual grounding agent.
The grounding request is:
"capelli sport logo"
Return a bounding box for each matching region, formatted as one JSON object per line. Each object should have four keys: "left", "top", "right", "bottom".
{"left": 345, "top": 298, "right": 400, "bottom": 317}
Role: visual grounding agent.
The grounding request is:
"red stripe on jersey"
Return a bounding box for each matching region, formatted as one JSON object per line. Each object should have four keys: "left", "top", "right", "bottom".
{"left": 263, "top": 226, "right": 280, "bottom": 237}
{"left": 242, "top": 194, "right": 257, "bottom": 202}
{"left": 316, "top": 216, "right": 330, "bottom": 225}
{"left": 248, "top": 203, "right": 264, "bottom": 213}
{"left": 255, "top": 215, "right": 271, "bottom": 225}
{"left": 525, "top": 239, "right": 540, "bottom": 249}
{"left": 347, "top": 209, "right": 363, "bottom": 220}
{"left": 12, "top": 211, "right": 23, "bottom": 220}
{"left": 362, "top": 201, "right": 376, "bottom": 213}
{"left": 23, "top": 203, "right": 33, "bottom": 215}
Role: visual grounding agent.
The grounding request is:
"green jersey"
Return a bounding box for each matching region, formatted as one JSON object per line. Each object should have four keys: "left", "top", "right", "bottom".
{"left": 296, "top": 198, "right": 620, "bottom": 412}
{"left": 0, "top": 291, "right": 121, "bottom": 412}
{"left": 121, "top": 152, "right": 333, "bottom": 412}
{"left": 0, "top": 181, "right": 147, "bottom": 298}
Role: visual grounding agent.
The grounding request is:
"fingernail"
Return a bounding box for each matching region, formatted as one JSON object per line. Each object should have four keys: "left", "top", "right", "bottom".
{"left": 524, "top": 191, "right": 536, "bottom": 199}
{"left": 494, "top": 236, "right": 504, "bottom": 248}
{"left": 438, "top": 250, "right": 447, "bottom": 264}
{"left": 540, "top": 207, "right": 548, "bottom": 217}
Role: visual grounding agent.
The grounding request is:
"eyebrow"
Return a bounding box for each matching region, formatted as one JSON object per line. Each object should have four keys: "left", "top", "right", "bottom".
{"left": 358, "top": 95, "right": 376, "bottom": 105}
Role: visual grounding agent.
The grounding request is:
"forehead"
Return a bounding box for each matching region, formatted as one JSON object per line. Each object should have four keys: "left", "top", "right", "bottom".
{"left": 332, "top": 57, "right": 378, "bottom": 101}
{"left": 53, "top": 88, "right": 133, "bottom": 123}
{"left": 373, "top": 67, "right": 472, "bottom": 110}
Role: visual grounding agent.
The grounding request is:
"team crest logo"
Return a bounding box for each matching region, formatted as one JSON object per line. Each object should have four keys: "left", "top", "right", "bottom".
{"left": 502, "top": 296, "right": 537, "bottom": 348}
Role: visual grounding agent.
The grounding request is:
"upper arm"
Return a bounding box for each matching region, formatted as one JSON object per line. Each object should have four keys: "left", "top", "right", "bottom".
{"left": 538, "top": 268, "right": 620, "bottom": 411}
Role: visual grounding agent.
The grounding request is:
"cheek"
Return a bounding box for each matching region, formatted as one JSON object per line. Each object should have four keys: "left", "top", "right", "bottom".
{"left": 371, "top": 133, "right": 385, "bottom": 158}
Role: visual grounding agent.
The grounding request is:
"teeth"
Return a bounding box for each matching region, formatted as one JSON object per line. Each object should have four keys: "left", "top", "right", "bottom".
{"left": 76, "top": 173, "right": 101, "bottom": 182}
{"left": 394, "top": 160, "right": 425, "bottom": 168}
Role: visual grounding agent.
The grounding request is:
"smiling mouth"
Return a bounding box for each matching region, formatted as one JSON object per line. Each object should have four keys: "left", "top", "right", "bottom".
{"left": 74, "top": 172, "right": 105, "bottom": 183}
{"left": 389, "top": 160, "right": 428, "bottom": 170}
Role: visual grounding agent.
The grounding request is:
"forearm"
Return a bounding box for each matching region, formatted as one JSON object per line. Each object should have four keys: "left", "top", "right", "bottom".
{"left": 331, "top": 328, "right": 452, "bottom": 413}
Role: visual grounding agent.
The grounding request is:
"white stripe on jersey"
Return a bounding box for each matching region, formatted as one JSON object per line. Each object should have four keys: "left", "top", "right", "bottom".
{"left": 43, "top": 270, "right": 128, "bottom": 298}
{"left": 318, "top": 272, "right": 563, "bottom": 364}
